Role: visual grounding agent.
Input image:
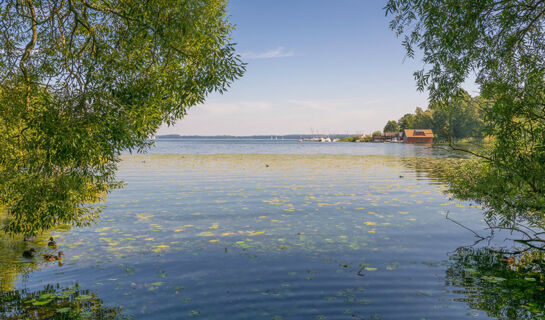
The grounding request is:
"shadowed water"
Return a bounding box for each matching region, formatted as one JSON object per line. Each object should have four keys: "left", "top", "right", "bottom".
{"left": 1, "top": 141, "right": 539, "bottom": 319}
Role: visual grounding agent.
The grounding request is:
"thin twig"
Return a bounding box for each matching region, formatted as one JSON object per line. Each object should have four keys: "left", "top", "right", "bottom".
{"left": 356, "top": 266, "right": 365, "bottom": 277}
{"left": 446, "top": 210, "right": 485, "bottom": 239}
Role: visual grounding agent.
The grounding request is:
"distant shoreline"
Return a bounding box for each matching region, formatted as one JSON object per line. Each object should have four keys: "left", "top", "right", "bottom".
{"left": 156, "top": 134, "right": 358, "bottom": 140}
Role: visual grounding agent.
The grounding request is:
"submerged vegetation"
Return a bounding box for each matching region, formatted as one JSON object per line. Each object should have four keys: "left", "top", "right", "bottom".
{"left": 0, "top": 154, "right": 497, "bottom": 318}
{"left": 1, "top": 284, "right": 122, "bottom": 319}
{"left": 0, "top": 153, "right": 543, "bottom": 318}
{"left": 447, "top": 247, "right": 545, "bottom": 319}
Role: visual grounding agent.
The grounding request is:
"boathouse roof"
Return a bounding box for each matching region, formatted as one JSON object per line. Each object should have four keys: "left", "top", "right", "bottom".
{"left": 403, "top": 129, "right": 434, "bottom": 138}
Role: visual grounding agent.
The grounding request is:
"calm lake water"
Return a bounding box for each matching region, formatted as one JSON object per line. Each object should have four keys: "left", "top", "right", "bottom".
{"left": 0, "top": 140, "right": 537, "bottom": 319}
{"left": 139, "top": 138, "right": 462, "bottom": 157}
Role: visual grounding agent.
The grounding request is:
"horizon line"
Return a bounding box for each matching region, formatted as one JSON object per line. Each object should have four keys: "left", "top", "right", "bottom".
{"left": 156, "top": 133, "right": 364, "bottom": 137}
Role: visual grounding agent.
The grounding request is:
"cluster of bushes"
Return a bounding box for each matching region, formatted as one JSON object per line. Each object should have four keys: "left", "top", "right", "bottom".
{"left": 338, "top": 135, "right": 373, "bottom": 142}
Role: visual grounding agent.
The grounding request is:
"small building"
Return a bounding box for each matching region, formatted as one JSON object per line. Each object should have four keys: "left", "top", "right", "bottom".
{"left": 403, "top": 129, "right": 434, "bottom": 144}
{"left": 383, "top": 132, "right": 402, "bottom": 142}
{"left": 372, "top": 132, "right": 402, "bottom": 142}
{"left": 372, "top": 135, "right": 385, "bottom": 142}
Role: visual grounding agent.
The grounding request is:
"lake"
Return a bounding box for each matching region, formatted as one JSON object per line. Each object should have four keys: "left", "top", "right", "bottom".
{"left": 136, "top": 138, "right": 462, "bottom": 157}
{"left": 1, "top": 140, "right": 540, "bottom": 319}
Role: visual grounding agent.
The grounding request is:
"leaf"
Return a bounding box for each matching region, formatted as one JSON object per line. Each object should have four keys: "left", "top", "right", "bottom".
{"left": 39, "top": 293, "right": 56, "bottom": 299}
{"left": 32, "top": 299, "right": 53, "bottom": 306}
{"left": 189, "top": 310, "right": 200, "bottom": 316}
{"left": 386, "top": 262, "right": 400, "bottom": 270}
{"left": 56, "top": 307, "right": 72, "bottom": 313}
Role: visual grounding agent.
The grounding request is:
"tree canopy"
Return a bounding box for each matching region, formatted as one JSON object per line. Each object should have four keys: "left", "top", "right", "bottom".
{"left": 0, "top": 0, "right": 245, "bottom": 235}
{"left": 383, "top": 120, "right": 399, "bottom": 133}
{"left": 385, "top": 90, "right": 486, "bottom": 141}
{"left": 386, "top": 0, "right": 545, "bottom": 220}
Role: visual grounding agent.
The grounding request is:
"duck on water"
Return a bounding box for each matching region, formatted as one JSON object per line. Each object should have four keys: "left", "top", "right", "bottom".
{"left": 43, "top": 251, "right": 64, "bottom": 261}
{"left": 22, "top": 248, "right": 36, "bottom": 258}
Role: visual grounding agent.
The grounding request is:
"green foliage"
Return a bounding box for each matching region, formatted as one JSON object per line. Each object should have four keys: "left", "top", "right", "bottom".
{"left": 338, "top": 136, "right": 361, "bottom": 142}
{"left": 383, "top": 120, "right": 399, "bottom": 133}
{"left": 402, "top": 155, "right": 545, "bottom": 247}
{"left": 446, "top": 158, "right": 545, "bottom": 228}
{"left": 386, "top": 0, "right": 545, "bottom": 217}
{"left": 428, "top": 92, "right": 487, "bottom": 140}
{"left": 371, "top": 130, "right": 382, "bottom": 137}
{"left": 411, "top": 107, "right": 433, "bottom": 132}
{"left": 0, "top": 0, "right": 245, "bottom": 235}
{"left": 397, "top": 113, "right": 415, "bottom": 131}
{"left": 389, "top": 91, "right": 486, "bottom": 140}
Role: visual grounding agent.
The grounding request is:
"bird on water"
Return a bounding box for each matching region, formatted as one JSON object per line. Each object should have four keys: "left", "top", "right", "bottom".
{"left": 22, "top": 248, "right": 36, "bottom": 258}
{"left": 43, "top": 251, "right": 64, "bottom": 261}
{"left": 48, "top": 237, "right": 57, "bottom": 247}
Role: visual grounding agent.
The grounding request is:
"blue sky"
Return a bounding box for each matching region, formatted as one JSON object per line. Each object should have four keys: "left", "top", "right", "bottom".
{"left": 157, "top": 1, "right": 474, "bottom": 136}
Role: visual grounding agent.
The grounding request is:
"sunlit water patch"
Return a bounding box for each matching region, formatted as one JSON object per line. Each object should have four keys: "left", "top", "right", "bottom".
{"left": 2, "top": 155, "right": 503, "bottom": 319}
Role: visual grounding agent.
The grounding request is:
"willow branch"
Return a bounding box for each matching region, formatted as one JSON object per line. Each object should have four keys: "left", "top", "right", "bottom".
{"left": 446, "top": 211, "right": 486, "bottom": 239}
{"left": 19, "top": 0, "right": 37, "bottom": 108}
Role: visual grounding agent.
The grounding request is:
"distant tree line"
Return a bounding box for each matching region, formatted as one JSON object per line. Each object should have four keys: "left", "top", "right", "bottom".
{"left": 383, "top": 91, "right": 487, "bottom": 141}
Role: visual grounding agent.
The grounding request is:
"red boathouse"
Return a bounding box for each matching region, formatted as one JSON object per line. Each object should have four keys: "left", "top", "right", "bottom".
{"left": 403, "top": 129, "right": 434, "bottom": 144}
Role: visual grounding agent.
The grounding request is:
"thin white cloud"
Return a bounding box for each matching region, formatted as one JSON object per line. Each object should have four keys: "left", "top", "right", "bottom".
{"left": 241, "top": 46, "right": 294, "bottom": 59}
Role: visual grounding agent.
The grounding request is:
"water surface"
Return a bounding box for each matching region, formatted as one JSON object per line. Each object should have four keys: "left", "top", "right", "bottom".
{"left": 1, "top": 141, "right": 534, "bottom": 319}
{"left": 142, "top": 138, "right": 462, "bottom": 158}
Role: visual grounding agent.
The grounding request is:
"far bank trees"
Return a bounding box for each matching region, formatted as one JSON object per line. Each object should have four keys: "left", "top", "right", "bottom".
{"left": 383, "top": 120, "right": 399, "bottom": 133}
{"left": 384, "top": 91, "right": 487, "bottom": 141}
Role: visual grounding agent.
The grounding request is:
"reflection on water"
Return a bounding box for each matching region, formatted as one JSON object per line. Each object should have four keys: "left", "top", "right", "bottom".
{"left": 0, "top": 283, "right": 122, "bottom": 319}
{"left": 446, "top": 247, "right": 545, "bottom": 319}
{"left": 0, "top": 153, "right": 540, "bottom": 319}
{"left": 0, "top": 235, "right": 48, "bottom": 292}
